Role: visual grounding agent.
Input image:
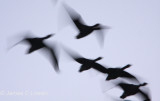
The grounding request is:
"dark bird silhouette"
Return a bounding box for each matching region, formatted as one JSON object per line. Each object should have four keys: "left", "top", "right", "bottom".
{"left": 117, "top": 82, "right": 151, "bottom": 101}
{"left": 10, "top": 33, "right": 59, "bottom": 72}
{"left": 75, "top": 56, "right": 103, "bottom": 72}
{"left": 105, "top": 64, "right": 137, "bottom": 81}
{"left": 62, "top": 3, "right": 110, "bottom": 45}
{"left": 61, "top": 45, "right": 108, "bottom": 73}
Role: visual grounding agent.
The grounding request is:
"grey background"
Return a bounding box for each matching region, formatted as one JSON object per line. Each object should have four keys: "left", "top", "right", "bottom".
{"left": 0, "top": 0, "right": 159, "bottom": 100}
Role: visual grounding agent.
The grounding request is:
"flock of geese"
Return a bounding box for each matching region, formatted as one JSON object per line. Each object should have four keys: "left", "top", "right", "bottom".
{"left": 9, "top": 1, "right": 151, "bottom": 101}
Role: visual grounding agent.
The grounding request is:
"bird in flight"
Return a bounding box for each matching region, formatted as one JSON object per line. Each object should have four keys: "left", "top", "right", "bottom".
{"left": 104, "top": 64, "right": 138, "bottom": 81}
{"left": 62, "top": 3, "right": 110, "bottom": 45}
{"left": 10, "top": 33, "right": 60, "bottom": 72}
{"left": 74, "top": 56, "right": 103, "bottom": 72}
{"left": 117, "top": 81, "right": 151, "bottom": 101}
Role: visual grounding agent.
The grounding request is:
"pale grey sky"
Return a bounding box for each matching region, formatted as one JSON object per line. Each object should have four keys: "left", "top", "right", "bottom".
{"left": 0, "top": 0, "right": 159, "bottom": 101}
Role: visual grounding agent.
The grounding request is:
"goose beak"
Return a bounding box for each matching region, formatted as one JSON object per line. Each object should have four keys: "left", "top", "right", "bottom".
{"left": 50, "top": 33, "right": 55, "bottom": 36}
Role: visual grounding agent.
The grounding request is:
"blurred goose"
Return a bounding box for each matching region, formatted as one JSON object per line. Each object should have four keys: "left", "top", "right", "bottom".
{"left": 105, "top": 64, "right": 135, "bottom": 80}
{"left": 63, "top": 3, "right": 110, "bottom": 45}
{"left": 10, "top": 33, "right": 59, "bottom": 72}
{"left": 117, "top": 82, "right": 151, "bottom": 101}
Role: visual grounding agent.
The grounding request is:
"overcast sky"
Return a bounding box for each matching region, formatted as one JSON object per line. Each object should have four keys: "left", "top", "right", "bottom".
{"left": 0, "top": 0, "right": 159, "bottom": 101}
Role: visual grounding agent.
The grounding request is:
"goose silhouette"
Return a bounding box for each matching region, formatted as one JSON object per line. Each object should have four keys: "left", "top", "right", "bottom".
{"left": 105, "top": 64, "right": 136, "bottom": 81}
{"left": 117, "top": 81, "right": 151, "bottom": 101}
{"left": 93, "top": 63, "right": 137, "bottom": 82}
{"left": 63, "top": 3, "right": 110, "bottom": 44}
{"left": 11, "top": 33, "right": 59, "bottom": 72}
{"left": 61, "top": 45, "right": 107, "bottom": 73}
{"left": 75, "top": 57, "right": 103, "bottom": 72}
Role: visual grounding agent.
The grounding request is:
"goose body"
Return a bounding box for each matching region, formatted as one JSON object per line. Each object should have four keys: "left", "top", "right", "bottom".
{"left": 12, "top": 34, "right": 59, "bottom": 72}
{"left": 118, "top": 82, "right": 150, "bottom": 101}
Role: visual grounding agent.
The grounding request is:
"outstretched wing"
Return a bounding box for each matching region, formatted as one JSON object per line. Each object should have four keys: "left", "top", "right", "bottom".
{"left": 61, "top": 44, "right": 85, "bottom": 62}
{"left": 138, "top": 90, "right": 151, "bottom": 101}
{"left": 95, "top": 25, "right": 110, "bottom": 47}
{"left": 79, "top": 64, "right": 91, "bottom": 72}
{"left": 44, "top": 45, "right": 59, "bottom": 72}
{"left": 72, "top": 16, "right": 88, "bottom": 31}
{"left": 7, "top": 31, "right": 34, "bottom": 51}
{"left": 63, "top": 2, "right": 88, "bottom": 31}
{"left": 120, "top": 71, "right": 139, "bottom": 82}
